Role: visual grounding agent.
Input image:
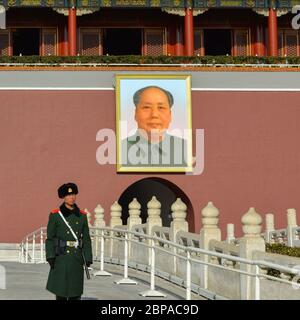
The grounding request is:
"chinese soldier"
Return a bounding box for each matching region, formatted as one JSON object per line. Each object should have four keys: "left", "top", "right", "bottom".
{"left": 45, "top": 182, "right": 93, "bottom": 300}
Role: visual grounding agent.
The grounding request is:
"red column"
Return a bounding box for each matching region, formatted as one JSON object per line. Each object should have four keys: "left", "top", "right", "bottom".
{"left": 254, "top": 25, "right": 265, "bottom": 56}
{"left": 68, "top": 7, "right": 77, "bottom": 56}
{"left": 184, "top": 7, "right": 194, "bottom": 56}
{"left": 268, "top": 8, "right": 278, "bottom": 56}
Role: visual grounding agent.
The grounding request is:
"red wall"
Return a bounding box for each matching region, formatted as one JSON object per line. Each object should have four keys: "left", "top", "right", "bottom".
{"left": 1, "top": 90, "right": 300, "bottom": 242}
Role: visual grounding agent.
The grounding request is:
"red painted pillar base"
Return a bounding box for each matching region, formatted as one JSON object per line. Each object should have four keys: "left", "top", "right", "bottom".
{"left": 68, "top": 7, "right": 77, "bottom": 56}
{"left": 184, "top": 7, "right": 194, "bottom": 56}
{"left": 268, "top": 8, "right": 278, "bottom": 57}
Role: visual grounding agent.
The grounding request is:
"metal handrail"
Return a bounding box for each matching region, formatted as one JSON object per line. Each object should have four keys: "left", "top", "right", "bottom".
{"left": 94, "top": 226, "right": 300, "bottom": 275}
{"left": 91, "top": 226, "right": 300, "bottom": 299}
{"left": 20, "top": 227, "right": 46, "bottom": 244}
{"left": 19, "top": 227, "right": 47, "bottom": 264}
{"left": 20, "top": 225, "right": 300, "bottom": 299}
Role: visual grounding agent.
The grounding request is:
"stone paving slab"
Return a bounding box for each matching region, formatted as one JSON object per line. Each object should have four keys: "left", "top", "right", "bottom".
{"left": 0, "top": 262, "right": 205, "bottom": 300}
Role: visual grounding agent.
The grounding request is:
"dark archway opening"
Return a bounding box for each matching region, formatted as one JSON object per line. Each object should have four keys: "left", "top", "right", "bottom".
{"left": 204, "top": 29, "right": 231, "bottom": 56}
{"left": 13, "top": 28, "right": 40, "bottom": 56}
{"left": 103, "top": 28, "right": 142, "bottom": 55}
{"left": 118, "top": 177, "right": 194, "bottom": 231}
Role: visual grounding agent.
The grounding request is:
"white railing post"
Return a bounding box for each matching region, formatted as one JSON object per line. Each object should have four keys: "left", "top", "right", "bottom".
{"left": 100, "top": 229, "right": 104, "bottom": 271}
{"left": 150, "top": 240, "right": 155, "bottom": 291}
{"left": 254, "top": 264, "right": 260, "bottom": 300}
{"left": 21, "top": 243, "right": 24, "bottom": 263}
{"left": 110, "top": 202, "right": 122, "bottom": 228}
{"left": 94, "top": 229, "right": 112, "bottom": 277}
{"left": 139, "top": 238, "right": 166, "bottom": 297}
{"left": 25, "top": 237, "right": 29, "bottom": 263}
{"left": 127, "top": 199, "right": 142, "bottom": 260}
{"left": 265, "top": 213, "right": 275, "bottom": 243}
{"left": 109, "top": 201, "right": 122, "bottom": 258}
{"left": 40, "top": 229, "right": 44, "bottom": 263}
{"left": 127, "top": 199, "right": 142, "bottom": 231}
{"left": 186, "top": 250, "right": 191, "bottom": 300}
{"left": 287, "top": 208, "right": 297, "bottom": 247}
{"left": 93, "top": 204, "right": 104, "bottom": 256}
{"left": 115, "top": 232, "right": 137, "bottom": 284}
{"left": 32, "top": 234, "right": 35, "bottom": 263}
{"left": 146, "top": 197, "right": 162, "bottom": 265}
{"left": 170, "top": 198, "right": 189, "bottom": 275}
{"left": 146, "top": 197, "right": 162, "bottom": 236}
{"left": 124, "top": 233, "right": 129, "bottom": 280}
{"left": 94, "top": 228, "right": 99, "bottom": 258}
{"left": 93, "top": 204, "right": 106, "bottom": 259}
{"left": 226, "top": 223, "right": 235, "bottom": 244}
{"left": 170, "top": 198, "right": 189, "bottom": 242}
{"left": 239, "top": 207, "right": 265, "bottom": 300}
{"left": 199, "top": 201, "right": 221, "bottom": 289}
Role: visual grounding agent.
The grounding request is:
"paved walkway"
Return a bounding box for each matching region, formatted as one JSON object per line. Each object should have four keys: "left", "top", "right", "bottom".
{"left": 0, "top": 262, "right": 205, "bottom": 300}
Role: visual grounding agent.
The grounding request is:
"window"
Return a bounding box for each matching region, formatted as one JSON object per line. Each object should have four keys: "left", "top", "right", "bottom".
{"left": 80, "top": 28, "right": 102, "bottom": 56}
{"left": 233, "top": 29, "right": 250, "bottom": 56}
{"left": 0, "top": 29, "right": 10, "bottom": 56}
{"left": 41, "top": 28, "right": 57, "bottom": 56}
{"left": 143, "top": 28, "right": 166, "bottom": 56}
{"left": 278, "top": 29, "right": 299, "bottom": 57}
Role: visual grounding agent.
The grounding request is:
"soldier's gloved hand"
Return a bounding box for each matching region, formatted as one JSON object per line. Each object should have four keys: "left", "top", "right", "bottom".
{"left": 86, "top": 261, "right": 93, "bottom": 268}
{"left": 47, "top": 258, "right": 55, "bottom": 269}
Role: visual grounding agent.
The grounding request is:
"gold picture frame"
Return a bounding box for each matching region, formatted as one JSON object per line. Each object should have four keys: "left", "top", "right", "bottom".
{"left": 116, "top": 74, "right": 193, "bottom": 173}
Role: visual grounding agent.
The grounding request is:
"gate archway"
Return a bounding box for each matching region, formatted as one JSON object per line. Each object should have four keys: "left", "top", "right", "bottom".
{"left": 118, "top": 177, "right": 195, "bottom": 232}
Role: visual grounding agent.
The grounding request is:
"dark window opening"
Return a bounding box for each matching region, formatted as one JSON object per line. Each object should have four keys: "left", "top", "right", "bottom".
{"left": 103, "top": 28, "right": 141, "bottom": 55}
{"left": 204, "top": 29, "right": 231, "bottom": 56}
{"left": 13, "top": 28, "right": 40, "bottom": 56}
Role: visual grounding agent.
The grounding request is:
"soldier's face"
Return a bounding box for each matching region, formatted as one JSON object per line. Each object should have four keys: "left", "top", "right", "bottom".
{"left": 134, "top": 87, "right": 172, "bottom": 140}
{"left": 64, "top": 194, "right": 76, "bottom": 206}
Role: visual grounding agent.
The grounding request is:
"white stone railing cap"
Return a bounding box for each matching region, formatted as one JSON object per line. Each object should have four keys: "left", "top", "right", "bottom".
{"left": 129, "top": 198, "right": 141, "bottom": 210}
{"left": 147, "top": 196, "right": 161, "bottom": 209}
{"left": 171, "top": 198, "right": 187, "bottom": 212}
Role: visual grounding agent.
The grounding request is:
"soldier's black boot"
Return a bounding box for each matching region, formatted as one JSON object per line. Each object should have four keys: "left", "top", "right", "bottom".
{"left": 56, "top": 296, "right": 67, "bottom": 300}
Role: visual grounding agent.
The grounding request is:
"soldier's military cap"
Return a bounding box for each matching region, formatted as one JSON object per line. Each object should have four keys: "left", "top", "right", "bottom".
{"left": 57, "top": 183, "right": 78, "bottom": 199}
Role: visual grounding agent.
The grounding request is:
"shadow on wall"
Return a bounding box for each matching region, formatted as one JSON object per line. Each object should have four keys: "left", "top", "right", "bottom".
{"left": 118, "top": 177, "right": 195, "bottom": 231}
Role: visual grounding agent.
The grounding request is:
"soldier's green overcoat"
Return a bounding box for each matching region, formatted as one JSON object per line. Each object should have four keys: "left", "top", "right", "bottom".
{"left": 45, "top": 203, "right": 93, "bottom": 298}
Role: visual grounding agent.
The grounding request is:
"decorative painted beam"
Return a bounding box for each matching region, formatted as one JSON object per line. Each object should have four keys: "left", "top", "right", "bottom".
{"left": 0, "top": 0, "right": 296, "bottom": 9}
